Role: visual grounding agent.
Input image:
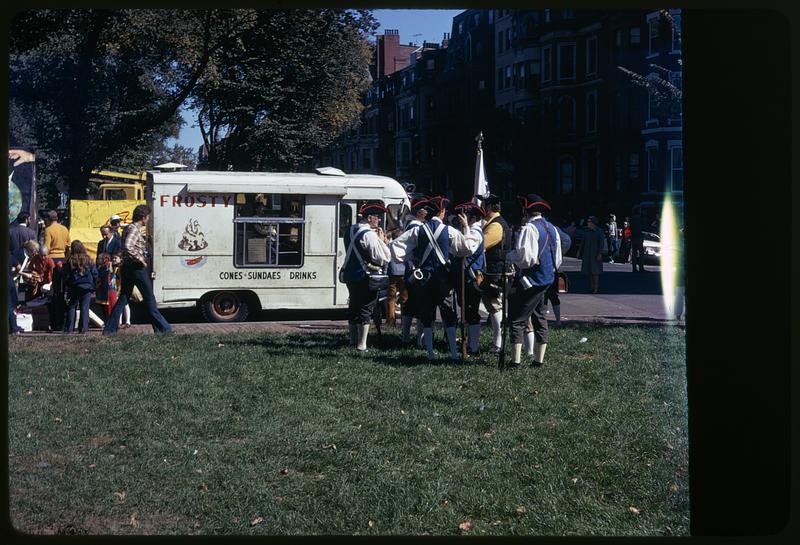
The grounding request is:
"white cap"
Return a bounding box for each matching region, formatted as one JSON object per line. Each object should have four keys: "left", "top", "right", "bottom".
{"left": 110, "top": 214, "right": 122, "bottom": 222}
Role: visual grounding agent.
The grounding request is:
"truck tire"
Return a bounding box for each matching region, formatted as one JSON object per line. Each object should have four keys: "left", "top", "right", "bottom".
{"left": 201, "top": 291, "right": 250, "bottom": 323}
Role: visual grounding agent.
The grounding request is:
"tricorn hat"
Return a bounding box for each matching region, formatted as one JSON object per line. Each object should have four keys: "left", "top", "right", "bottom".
{"left": 359, "top": 201, "right": 388, "bottom": 217}
{"left": 518, "top": 193, "right": 551, "bottom": 212}
{"left": 424, "top": 196, "right": 450, "bottom": 214}
{"left": 410, "top": 195, "right": 432, "bottom": 212}
{"left": 454, "top": 202, "right": 486, "bottom": 217}
{"left": 476, "top": 193, "right": 501, "bottom": 205}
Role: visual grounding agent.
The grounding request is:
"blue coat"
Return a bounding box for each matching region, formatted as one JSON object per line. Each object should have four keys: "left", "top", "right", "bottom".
{"left": 64, "top": 261, "right": 98, "bottom": 292}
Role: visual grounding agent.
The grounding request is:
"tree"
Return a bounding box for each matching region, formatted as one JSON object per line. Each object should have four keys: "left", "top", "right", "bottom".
{"left": 9, "top": 9, "right": 222, "bottom": 198}
{"left": 190, "top": 9, "right": 378, "bottom": 171}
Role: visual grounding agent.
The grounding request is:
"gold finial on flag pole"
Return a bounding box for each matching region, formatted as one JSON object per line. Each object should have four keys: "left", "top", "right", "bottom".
{"left": 475, "top": 131, "right": 484, "bottom": 151}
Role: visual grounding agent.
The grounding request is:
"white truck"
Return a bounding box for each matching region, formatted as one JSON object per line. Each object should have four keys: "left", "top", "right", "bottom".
{"left": 146, "top": 168, "right": 410, "bottom": 322}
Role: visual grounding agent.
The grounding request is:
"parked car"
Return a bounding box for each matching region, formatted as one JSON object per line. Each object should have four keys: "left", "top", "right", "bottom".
{"left": 642, "top": 231, "right": 661, "bottom": 264}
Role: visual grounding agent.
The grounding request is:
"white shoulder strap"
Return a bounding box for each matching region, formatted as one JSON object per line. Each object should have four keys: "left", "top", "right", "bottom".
{"left": 419, "top": 222, "right": 447, "bottom": 266}
{"left": 343, "top": 225, "right": 370, "bottom": 273}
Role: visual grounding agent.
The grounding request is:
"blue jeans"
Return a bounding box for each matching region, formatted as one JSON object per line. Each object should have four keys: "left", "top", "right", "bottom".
{"left": 103, "top": 263, "right": 172, "bottom": 334}
{"left": 64, "top": 288, "right": 93, "bottom": 333}
{"left": 8, "top": 281, "right": 20, "bottom": 333}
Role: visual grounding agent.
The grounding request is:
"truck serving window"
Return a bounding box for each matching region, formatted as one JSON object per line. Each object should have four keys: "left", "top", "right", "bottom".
{"left": 233, "top": 193, "right": 304, "bottom": 267}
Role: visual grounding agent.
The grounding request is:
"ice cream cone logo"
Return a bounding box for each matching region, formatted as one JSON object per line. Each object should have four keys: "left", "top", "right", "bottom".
{"left": 178, "top": 218, "right": 209, "bottom": 251}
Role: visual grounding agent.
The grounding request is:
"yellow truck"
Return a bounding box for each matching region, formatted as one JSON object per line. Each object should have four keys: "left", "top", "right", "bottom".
{"left": 68, "top": 169, "right": 146, "bottom": 261}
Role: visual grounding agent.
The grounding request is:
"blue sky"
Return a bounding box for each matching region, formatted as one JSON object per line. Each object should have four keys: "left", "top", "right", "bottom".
{"left": 173, "top": 9, "right": 465, "bottom": 153}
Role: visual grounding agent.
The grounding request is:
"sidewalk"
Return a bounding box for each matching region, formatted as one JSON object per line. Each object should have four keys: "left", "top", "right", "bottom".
{"left": 16, "top": 258, "right": 683, "bottom": 337}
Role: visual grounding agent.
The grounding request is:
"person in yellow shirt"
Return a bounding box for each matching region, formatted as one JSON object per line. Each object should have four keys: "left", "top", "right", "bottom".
{"left": 43, "top": 210, "right": 70, "bottom": 330}
{"left": 43, "top": 210, "right": 70, "bottom": 260}
{"left": 478, "top": 194, "right": 512, "bottom": 353}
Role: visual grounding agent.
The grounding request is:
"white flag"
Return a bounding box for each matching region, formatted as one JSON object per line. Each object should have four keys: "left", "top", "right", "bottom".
{"left": 473, "top": 133, "right": 488, "bottom": 204}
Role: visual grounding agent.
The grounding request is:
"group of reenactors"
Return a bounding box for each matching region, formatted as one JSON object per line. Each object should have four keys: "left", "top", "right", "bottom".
{"left": 339, "top": 192, "right": 566, "bottom": 369}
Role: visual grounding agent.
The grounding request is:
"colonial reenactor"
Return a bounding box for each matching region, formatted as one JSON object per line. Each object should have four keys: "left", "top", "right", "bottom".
{"left": 478, "top": 194, "right": 512, "bottom": 353}
{"left": 506, "top": 194, "right": 562, "bottom": 367}
{"left": 390, "top": 196, "right": 479, "bottom": 360}
{"left": 453, "top": 202, "right": 486, "bottom": 355}
{"left": 398, "top": 195, "right": 430, "bottom": 345}
{"left": 340, "top": 201, "right": 391, "bottom": 352}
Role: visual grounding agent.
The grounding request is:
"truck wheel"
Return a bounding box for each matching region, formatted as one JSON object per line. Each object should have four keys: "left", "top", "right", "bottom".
{"left": 201, "top": 291, "right": 249, "bottom": 323}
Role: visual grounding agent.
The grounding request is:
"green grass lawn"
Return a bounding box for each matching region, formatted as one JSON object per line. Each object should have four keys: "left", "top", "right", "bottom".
{"left": 7, "top": 323, "right": 688, "bottom": 536}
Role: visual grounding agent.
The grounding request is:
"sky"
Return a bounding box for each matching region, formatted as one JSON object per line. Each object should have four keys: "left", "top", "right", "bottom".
{"left": 173, "top": 9, "right": 465, "bottom": 154}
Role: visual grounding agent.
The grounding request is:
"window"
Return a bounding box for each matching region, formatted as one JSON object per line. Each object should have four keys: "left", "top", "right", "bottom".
{"left": 586, "top": 36, "right": 598, "bottom": 76}
{"left": 557, "top": 96, "right": 576, "bottom": 133}
{"left": 669, "top": 144, "right": 684, "bottom": 191}
{"left": 669, "top": 72, "right": 683, "bottom": 121}
{"left": 671, "top": 12, "right": 682, "bottom": 52}
{"left": 583, "top": 148, "right": 598, "bottom": 192}
{"left": 558, "top": 43, "right": 576, "bottom": 81}
{"left": 559, "top": 156, "right": 575, "bottom": 194}
{"left": 497, "top": 68, "right": 504, "bottom": 90}
{"left": 505, "top": 65, "right": 512, "bottom": 88}
{"left": 234, "top": 194, "right": 304, "bottom": 267}
{"left": 544, "top": 9, "right": 551, "bottom": 23}
{"left": 362, "top": 148, "right": 372, "bottom": 170}
{"left": 647, "top": 87, "right": 659, "bottom": 124}
{"left": 338, "top": 202, "right": 353, "bottom": 238}
{"left": 505, "top": 28, "right": 511, "bottom": 49}
{"left": 498, "top": 31, "right": 504, "bottom": 54}
{"left": 648, "top": 16, "right": 660, "bottom": 55}
{"left": 103, "top": 189, "right": 128, "bottom": 200}
{"left": 466, "top": 37, "right": 472, "bottom": 61}
{"left": 586, "top": 92, "right": 597, "bottom": 134}
{"left": 630, "top": 27, "right": 641, "bottom": 44}
{"left": 629, "top": 153, "right": 640, "bottom": 179}
{"left": 616, "top": 30, "right": 622, "bottom": 47}
{"left": 542, "top": 45, "right": 552, "bottom": 82}
{"left": 614, "top": 155, "right": 623, "bottom": 190}
{"left": 427, "top": 58, "right": 435, "bottom": 70}
{"left": 646, "top": 144, "right": 659, "bottom": 192}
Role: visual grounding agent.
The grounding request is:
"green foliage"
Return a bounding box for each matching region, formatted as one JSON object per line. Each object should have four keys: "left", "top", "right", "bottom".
{"left": 8, "top": 324, "right": 688, "bottom": 535}
{"left": 190, "top": 9, "right": 378, "bottom": 171}
{"left": 9, "top": 9, "right": 217, "bottom": 198}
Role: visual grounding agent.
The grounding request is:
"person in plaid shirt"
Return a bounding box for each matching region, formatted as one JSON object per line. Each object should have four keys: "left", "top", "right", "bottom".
{"left": 102, "top": 205, "right": 172, "bottom": 335}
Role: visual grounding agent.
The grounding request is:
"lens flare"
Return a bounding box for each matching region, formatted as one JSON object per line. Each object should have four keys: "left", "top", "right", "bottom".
{"left": 659, "top": 194, "right": 681, "bottom": 319}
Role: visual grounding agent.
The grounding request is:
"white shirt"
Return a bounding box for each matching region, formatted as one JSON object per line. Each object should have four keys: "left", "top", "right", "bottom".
{"left": 389, "top": 216, "right": 481, "bottom": 263}
{"left": 506, "top": 215, "right": 562, "bottom": 270}
{"left": 351, "top": 222, "right": 391, "bottom": 267}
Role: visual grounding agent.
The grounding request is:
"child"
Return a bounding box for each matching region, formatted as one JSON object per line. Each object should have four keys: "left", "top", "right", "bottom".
{"left": 95, "top": 252, "right": 116, "bottom": 318}
{"left": 63, "top": 240, "right": 98, "bottom": 334}
{"left": 112, "top": 252, "right": 131, "bottom": 328}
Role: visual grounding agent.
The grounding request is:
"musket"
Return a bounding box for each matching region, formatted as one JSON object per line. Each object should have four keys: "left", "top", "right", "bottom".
{"left": 497, "top": 223, "right": 518, "bottom": 370}
{"left": 460, "top": 256, "right": 467, "bottom": 360}
{"left": 497, "top": 248, "right": 509, "bottom": 370}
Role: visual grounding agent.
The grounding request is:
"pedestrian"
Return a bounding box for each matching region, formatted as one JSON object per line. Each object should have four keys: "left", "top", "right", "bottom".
{"left": 95, "top": 225, "right": 122, "bottom": 266}
{"left": 506, "top": 193, "right": 562, "bottom": 367}
{"left": 8, "top": 248, "right": 25, "bottom": 335}
{"left": 339, "top": 201, "right": 392, "bottom": 351}
{"left": 108, "top": 214, "right": 123, "bottom": 237}
{"left": 605, "top": 213, "right": 620, "bottom": 263}
{"left": 621, "top": 218, "right": 632, "bottom": 263}
{"left": 629, "top": 205, "right": 647, "bottom": 272}
{"left": 27, "top": 244, "right": 55, "bottom": 303}
{"left": 389, "top": 196, "right": 479, "bottom": 360}
{"left": 396, "top": 195, "right": 430, "bottom": 346}
{"left": 43, "top": 210, "right": 70, "bottom": 331}
{"left": 63, "top": 240, "right": 98, "bottom": 334}
{"left": 103, "top": 205, "right": 172, "bottom": 335}
{"left": 112, "top": 252, "right": 132, "bottom": 328}
{"left": 453, "top": 202, "right": 486, "bottom": 355}
{"left": 14, "top": 240, "right": 42, "bottom": 302}
{"left": 580, "top": 216, "right": 606, "bottom": 294}
{"left": 9, "top": 212, "right": 37, "bottom": 253}
{"left": 95, "top": 252, "right": 116, "bottom": 319}
{"left": 478, "top": 193, "right": 512, "bottom": 353}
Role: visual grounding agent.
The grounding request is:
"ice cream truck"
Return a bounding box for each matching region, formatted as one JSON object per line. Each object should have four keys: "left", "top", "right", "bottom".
{"left": 146, "top": 168, "right": 410, "bottom": 322}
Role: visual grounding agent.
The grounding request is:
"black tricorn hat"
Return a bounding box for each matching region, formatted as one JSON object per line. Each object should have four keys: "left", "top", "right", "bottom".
{"left": 454, "top": 201, "right": 486, "bottom": 217}
{"left": 359, "top": 201, "right": 388, "bottom": 216}
{"left": 410, "top": 195, "right": 432, "bottom": 212}
{"left": 476, "top": 193, "right": 501, "bottom": 205}
{"left": 518, "top": 193, "right": 551, "bottom": 212}
{"left": 425, "top": 196, "right": 450, "bottom": 213}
